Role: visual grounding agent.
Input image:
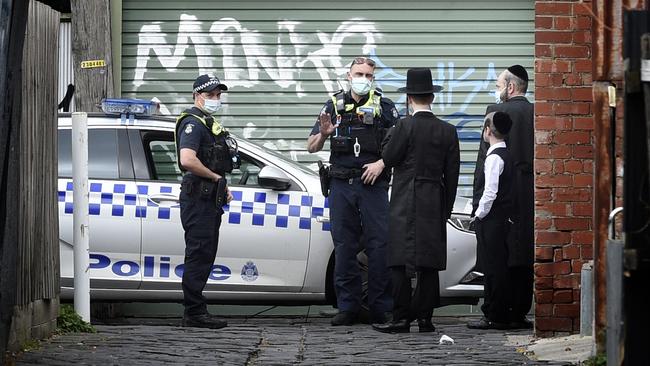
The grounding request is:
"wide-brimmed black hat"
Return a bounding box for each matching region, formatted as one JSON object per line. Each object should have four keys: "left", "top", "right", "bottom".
{"left": 193, "top": 73, "right": 228, "bottom": 93}
{"left": 397, "top": 68, "right": 443, "bottom": 94}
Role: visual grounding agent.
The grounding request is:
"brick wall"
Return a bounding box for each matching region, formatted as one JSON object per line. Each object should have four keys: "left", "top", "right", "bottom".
{"left": 534, "top": 0, "right": 593, "bottom": 337}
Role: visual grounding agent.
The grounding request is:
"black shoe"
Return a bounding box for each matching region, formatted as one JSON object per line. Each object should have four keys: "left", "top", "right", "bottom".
{"left": 372, "top": 319, "right": 411, "bottom": 333}
{"left": 417, "top": 319, "right": 435, "bottom": 333}
{"left": 509, "top": 318, "right": 533, "bottom": 329}
{"left": 182, "top": 313, "right": 228, "bottom": 329}
{"left": 370, "top": 312, "right": 393, "bottom": 325}
{"left": 331, "top": 311, "right": 358, "bottom": 326}
{"left": 467, "top": 317, "right": 509, "bottom": 330}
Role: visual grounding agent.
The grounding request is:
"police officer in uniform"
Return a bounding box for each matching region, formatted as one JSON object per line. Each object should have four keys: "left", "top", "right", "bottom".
{"left": 176, "top": 73, "right": 236, "bottom": 329}
{"left": 307, "top": 57, "right": 399, "bottom": 326}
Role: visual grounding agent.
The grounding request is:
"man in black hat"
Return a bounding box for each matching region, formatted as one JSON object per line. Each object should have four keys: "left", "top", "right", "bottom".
{"left": 468, "top": 111, "right": 514, "bottom": 329}
{"left": 471, "top": 65, "right": 534, "bottom": 329}
{"left": 175, "top": 73, "right": 235, "bottom": 329}
{"left": 373, "top": 68, "right": 460, "bottom": 333}
{"left": 307, "top": 57, "right": 399, "bottom": 326}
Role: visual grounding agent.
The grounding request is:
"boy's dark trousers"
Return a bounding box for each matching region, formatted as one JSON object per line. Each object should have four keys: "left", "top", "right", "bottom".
{"left": 476, "top": 209, "right": 511, "bottom": 323}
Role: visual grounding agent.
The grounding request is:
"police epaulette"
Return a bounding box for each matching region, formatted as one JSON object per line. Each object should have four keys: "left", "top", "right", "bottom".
{"left": 374, "top": 87, "right": 383, "bottom": 96}
{"left": 332, "top": 89, "right": 344, "bottom": 96}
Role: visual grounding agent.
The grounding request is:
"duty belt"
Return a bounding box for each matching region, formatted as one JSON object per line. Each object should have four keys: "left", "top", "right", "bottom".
{"left": 328, "top": 165, "right": 363, "bottom": 179}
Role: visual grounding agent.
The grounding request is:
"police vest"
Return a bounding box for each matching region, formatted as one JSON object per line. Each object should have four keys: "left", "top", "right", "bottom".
{"left": 329, "top": 90, "right": 384, "bottom": 157}
{"left": 174, "top": 112, "right": 234, "bottom": 175}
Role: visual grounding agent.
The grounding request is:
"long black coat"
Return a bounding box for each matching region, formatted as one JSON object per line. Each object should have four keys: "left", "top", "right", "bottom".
{"left": 382, "top": 111, "right": 460, "bottom": 276}
{"left": 472, "top": 96, "right": 534, "bottom": 267}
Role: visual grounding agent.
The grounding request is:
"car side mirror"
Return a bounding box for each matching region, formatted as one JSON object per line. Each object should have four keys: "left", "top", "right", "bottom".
{"left": 258, "top": 166, "right": 292, "bottom": 191}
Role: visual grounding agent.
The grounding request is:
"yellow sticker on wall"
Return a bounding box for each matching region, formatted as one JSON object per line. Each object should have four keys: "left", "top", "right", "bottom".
{"left": 80, "top": 60, "right": 106, "bottom": 69}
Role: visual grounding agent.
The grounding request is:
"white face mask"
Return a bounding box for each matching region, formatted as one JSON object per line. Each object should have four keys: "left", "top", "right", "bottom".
{"left": 201, "top": 96, "right": 222, "bottom": 114}
{"left": 350, "top": 77, "right": 372, "bottom": 96}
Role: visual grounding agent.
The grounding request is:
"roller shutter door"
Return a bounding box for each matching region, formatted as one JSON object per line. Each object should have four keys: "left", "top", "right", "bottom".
{"left": 121, "top": 0, "right": 534, "bottom": 196}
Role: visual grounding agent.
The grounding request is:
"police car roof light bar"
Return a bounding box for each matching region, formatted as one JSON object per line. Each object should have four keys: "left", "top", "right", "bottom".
{"left": 101, "top": 98, "right": 157, "bottom": 116}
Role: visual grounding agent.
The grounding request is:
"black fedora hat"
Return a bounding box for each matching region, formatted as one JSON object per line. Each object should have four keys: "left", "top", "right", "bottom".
{"left": 397, "top": 68, "right": 443, "bottom": 94}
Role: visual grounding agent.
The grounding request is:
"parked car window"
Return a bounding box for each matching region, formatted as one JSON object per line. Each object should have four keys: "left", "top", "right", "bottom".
{"left": 228, "top": 155, "right": 262, "bottom": 187}
{"left": 58, "top": 129, "right": 120, "bottom": 179}
{"left": 142, "top": 134, "right": 261, "bottom": 186}
{"left": 147, "top": 139, "right": 183, "bottom": 182}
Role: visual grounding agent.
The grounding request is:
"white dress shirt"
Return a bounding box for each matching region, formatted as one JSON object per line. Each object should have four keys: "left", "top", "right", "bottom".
{"left": 475, "top": 141, "right": 506, "bottom": 219}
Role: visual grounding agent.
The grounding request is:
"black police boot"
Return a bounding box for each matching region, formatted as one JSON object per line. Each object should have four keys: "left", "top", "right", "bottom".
{"left": 466, "top": 317, "right": 509, "bottom": 330}
{"left": 330, "top": 311, "right": 358, "bottom": 326}
{"left": 508, "top": 317, "right": 533, "bottom": 330}
{"left": 182, "top": 313, "right": 228, "bottom": 329}
{"left": 417, "top": 319, "right": 435, "bottom": 333}
{"left": 372, "top": 319, "right": 411, "bottom": 333}
{"left": 370, "top": 312, "right": 393, "bottom": 325}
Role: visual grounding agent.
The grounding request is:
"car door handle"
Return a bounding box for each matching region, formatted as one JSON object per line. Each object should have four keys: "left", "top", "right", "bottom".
{"left": 316, "top": 215, "right": 330, "bottom": 223}
{"left": 147, "top": 194, "right": 179, "bottom": 205}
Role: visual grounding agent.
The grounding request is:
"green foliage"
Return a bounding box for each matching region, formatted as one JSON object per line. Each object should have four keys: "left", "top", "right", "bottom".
{"left": 21, "top": 339, "right": 41, "bottom": 352}
{"left": 57, "top": 304, "right": 96, "bottom": 333}
{"left": 583, "top": 353, "right": 606, "bottom": 366}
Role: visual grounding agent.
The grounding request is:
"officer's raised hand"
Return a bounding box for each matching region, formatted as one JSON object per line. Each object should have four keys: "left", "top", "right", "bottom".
{"left": 319, "top": 112, "right": 337, "bottom": 137}
{"left": 361, "top": 159, "right": 385, "bottom": 185}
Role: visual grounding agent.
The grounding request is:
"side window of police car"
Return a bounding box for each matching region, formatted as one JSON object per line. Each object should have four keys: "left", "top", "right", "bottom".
{"left": 58, "top": 129, "right": 121, "bottom": 179}
{"left": 228, "top": 155, "right": 262, "bottom": 187}
{"left": 142, "top": 133, "right": 262, "bottom": 186}
{"left": 146, "top": 139, "right": 183, "bottom": 182}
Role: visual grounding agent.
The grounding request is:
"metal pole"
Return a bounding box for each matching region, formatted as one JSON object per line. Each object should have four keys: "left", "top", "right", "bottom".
{"left": 71, "top": 112, "right": 90, "bottom": 322}
{"left": 607, "top": 207, "right": 624, "bottom": 366}
{"left": 580, "top": 261, "right": 593, "bottom": 337}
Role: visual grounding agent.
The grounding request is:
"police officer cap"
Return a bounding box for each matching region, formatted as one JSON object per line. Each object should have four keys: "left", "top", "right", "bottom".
{"left": 397, "top": 68, "right": 443, "bottom": 94}
{"left": 507, "top": 65, "right": 528, "bottom": 82}
{"left": 193, "top": 73, "right": 228, "bottom": 93}
{"left": 492, "top": 111, "right": 512, "bottom": 135}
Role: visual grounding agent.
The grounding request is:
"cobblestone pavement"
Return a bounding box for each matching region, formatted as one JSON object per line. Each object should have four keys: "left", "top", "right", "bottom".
{"left": 14, "top": 316, "right": 572, "bottom": 365}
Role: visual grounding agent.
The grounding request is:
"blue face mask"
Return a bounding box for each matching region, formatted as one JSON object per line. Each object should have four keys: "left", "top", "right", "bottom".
{"left": 350, "top": 77, "right": 372, "bottom": 96}
{"left": 202, "top": 96, "right": 222, "bottom": 114}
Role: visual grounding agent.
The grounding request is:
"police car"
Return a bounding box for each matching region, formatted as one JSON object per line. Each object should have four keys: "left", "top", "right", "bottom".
{"left": 58, "top": 99, "right": 481, "bottom": 306}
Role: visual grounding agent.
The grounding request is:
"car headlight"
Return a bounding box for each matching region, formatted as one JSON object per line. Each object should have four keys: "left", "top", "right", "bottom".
{"left": 448, "top": 214, "right": 474, "bottom": 233}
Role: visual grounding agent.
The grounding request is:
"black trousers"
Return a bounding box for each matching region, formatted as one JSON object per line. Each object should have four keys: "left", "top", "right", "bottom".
{"left": 508, "top": 266, "right": 533, "bottom": 321}
{"left": 179, "top": 183, "right": 223, "bottom": 316}
{"left": 391, "top": 266, "right": 440, "bottom": 321}
{"left": 476, "top": 214, "right": 510, "bottom": 323}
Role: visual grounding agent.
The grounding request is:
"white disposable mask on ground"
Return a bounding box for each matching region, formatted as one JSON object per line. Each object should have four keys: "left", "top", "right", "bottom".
{"left": 350, "top": 77, "right": 372, "bottom": 96}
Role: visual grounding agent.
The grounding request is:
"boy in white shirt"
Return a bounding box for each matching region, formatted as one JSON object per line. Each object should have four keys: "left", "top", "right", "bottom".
{"left": 467, "top": 111, "right": 514, "bottom": 330}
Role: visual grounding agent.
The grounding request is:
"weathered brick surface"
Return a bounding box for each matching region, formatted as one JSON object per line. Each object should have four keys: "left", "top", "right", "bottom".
{"left": 13, "top": 317, "right": 571, "bottom": 365}
{"left": 534, "top": 0, "right": 594, "bottom": 337}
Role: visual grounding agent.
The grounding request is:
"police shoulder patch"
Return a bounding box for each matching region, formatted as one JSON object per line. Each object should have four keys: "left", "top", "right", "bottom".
{"left": 392, "top": 108, "right": 399, "bottom": 119}
{"left": 184, "top": 123, "right": 193, "bottom": 134}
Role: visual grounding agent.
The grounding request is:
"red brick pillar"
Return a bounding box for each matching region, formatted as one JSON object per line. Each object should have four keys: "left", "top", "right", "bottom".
{"left": 534, "top": 0, "right": 594, "bottom": 337}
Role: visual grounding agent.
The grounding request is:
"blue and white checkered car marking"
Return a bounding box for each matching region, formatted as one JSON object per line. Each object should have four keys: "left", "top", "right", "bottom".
{"left": 58, "top": 180, "right": 331, "bottom": 231}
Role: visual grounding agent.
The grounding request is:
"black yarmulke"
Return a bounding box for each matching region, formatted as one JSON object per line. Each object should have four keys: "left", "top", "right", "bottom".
{"left": 507, "top": 64, "right": 529, "bottom": 82}
{"left": 492, "top": 111, "right": 512, "bottom": 135}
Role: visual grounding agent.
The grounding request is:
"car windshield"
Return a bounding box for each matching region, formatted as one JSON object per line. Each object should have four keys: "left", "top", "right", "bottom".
{"left": 241, "top": 138, "right": 317, "bottom": 176}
